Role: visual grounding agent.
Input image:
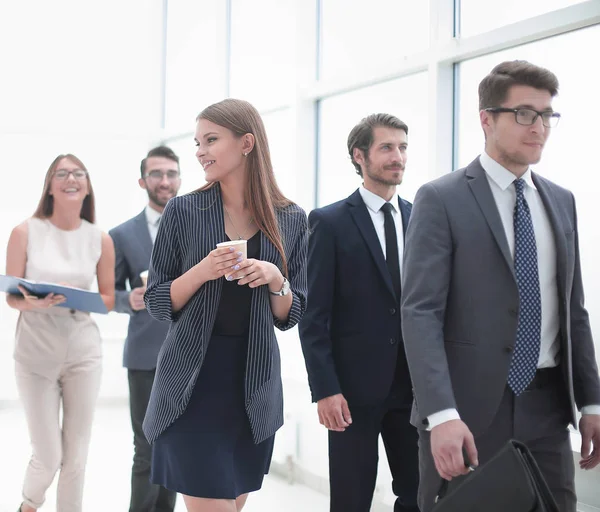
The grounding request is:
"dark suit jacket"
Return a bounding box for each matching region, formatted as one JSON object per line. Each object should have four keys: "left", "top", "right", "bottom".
{"left": 401, "top": 157, "right": 600, "bottom": 435}
{"left": 109, "top": 211, "right": 169, "bottom": 370}
{"left": 299, "top": 189, "right": 413, "bottom": 406}
{"left": 142, "top": 184, "right": 308, "bottom": 444}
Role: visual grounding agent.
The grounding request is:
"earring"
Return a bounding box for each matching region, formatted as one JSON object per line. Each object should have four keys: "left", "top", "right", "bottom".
{"left": 243, "top": 152, "right": 248, "bottom": 157}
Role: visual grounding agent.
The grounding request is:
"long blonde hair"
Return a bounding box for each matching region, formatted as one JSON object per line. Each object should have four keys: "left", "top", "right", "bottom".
{"left": 197, "top": 99, "right": 292, "bottom": 275}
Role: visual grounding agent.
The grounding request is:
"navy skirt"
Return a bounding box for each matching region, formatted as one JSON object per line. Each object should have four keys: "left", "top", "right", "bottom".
{"left": 150, "top": 334, "right": 275, "bottom": 499}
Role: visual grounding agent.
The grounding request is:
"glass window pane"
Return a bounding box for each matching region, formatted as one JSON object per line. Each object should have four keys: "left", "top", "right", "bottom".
{"left": 456, "top": 25, "right": 600, "bottom": 366}
{"left": 162, "top": 136, "right": 206, "bottom": 195}
{"left": 229, "top": 0, "right": 295, "bottom": 110}
{"left": 460, "top": 0, "right": 587, "bottom": 37}
{"left": 318, "top": 73, "right": 429, "bottom": 207}
{"left": 165, "top": 1, "right": 228, "bottom": 132}
{"left": 262, "top": 109, "right": 298, "bottom": 203}
{"left": 319, "top": 0, "right": 429, "bottom": 83}
{"left": 0, "top": 0, "right": 164, "bottom": 133}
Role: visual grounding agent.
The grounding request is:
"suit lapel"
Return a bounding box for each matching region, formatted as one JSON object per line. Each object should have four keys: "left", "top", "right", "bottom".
{"left": 398, "top": 196, "right": 411, "bottom": 241}
{"left": 466, "top": 159, "right": 516, "bottom": 280}
{"left": 132, "top": 210, "right": 153, "bottom": 257}
{"left": 532, "top": 174, "right": 568, "bottom": 296}
{"left": 195, "top": 184, "right": 225, "bottom": 345}
{"left": 260, "top": 224, "right": 282, "bottom": 269}
{"left": 347, "top": 190, "right": 396, "bottom": 299}
{"left": 199, "top": 183, "right": 226, "bottom": 256}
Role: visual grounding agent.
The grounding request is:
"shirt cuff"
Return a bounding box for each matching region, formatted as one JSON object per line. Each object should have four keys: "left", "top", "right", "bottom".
{"left": 427, "top": 409, "right": 461, "bottom": 430}
{"left": 581, "top": 405, "right": 600, "bottom": 416}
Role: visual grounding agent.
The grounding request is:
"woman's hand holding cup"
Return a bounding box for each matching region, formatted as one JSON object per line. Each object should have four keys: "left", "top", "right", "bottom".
{"left": 201, "top": 240, "right": 247, "bottom": 282}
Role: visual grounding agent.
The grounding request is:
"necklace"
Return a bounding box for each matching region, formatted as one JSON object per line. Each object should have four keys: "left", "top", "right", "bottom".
{"left": 224, "top": 206, "right": 253, "bottom": 240}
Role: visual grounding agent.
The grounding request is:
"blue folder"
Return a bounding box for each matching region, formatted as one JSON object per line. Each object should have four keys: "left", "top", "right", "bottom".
{"left": 0, "top": 274, "right": 108, "bottom": 314}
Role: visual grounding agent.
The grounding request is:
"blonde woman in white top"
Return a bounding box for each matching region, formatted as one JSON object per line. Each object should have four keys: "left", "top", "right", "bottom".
{"left": 5, "top": 153, "right": 115, "bottom": 512}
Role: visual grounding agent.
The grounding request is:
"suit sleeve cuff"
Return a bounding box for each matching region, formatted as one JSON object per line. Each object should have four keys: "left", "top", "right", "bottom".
{"left": 427, "top": 408, "right": 461, "bottom": 430}
{"left": 581, "top": 405, "right": 600, "bottom": 415}
{"left": 145, "top": 281, "right": 176, "bottom": 322}
{"left": 114, "top": 290, "right": 133, "bottom": 315}
{"left": 273, "top": 291, "right": 302, "bottom": 331}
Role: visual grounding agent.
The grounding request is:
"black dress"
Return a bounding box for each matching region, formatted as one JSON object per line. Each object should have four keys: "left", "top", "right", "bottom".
{"left": 150, "top": 231, "right": 274, "bottom": 499}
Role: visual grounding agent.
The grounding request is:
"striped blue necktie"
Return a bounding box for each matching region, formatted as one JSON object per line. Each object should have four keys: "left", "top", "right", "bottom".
{"left": 507, "top": 178, "right": 542, "bottom": 395}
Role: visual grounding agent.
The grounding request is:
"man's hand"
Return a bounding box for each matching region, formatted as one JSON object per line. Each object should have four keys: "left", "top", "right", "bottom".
{"left": 129, "top": 287, "right": 146, "bottom": 311}
{"left": 431, "top": 419, "right": 478, "bottom": 481}
{"left": 317, "top": 394, "right": 352, "bottom": 432}
{"left": 579, "top": 414, "right": 600, "bottom": 470}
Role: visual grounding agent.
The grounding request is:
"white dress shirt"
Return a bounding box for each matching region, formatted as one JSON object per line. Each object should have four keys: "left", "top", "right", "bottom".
{"left": 359, "top": 186, "right": 404, "bottom": 279}
{"left": 145, "top": 205, "right": 162, "bottom": 244}
{"left": 428, "top": 152, "right": 600, "bottom": 429}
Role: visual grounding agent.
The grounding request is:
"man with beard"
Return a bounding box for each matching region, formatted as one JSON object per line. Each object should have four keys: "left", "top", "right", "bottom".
{"left": 299, "top": 114, "right": 419, "bottom": 512}
{"left": 109, "top": 145, "right": 181, "bottom": 512}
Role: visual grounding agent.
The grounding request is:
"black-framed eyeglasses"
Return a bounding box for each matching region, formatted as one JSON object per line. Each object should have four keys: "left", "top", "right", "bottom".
{"left": 484, "top": 107, "right": 561, "bottom": 128}
{"left": 144, "top": 170, "right": 180, "bottom": 181}
{"left": 54, "top": 169, "right": 88, "bottom": 180}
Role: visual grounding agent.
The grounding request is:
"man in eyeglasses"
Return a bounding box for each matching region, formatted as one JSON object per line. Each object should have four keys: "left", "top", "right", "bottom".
{"left": 401, "top": 60, "right": 600, "bottom": 512}
{"left": 109, "top": 146, "right": 181, "bottom": 512}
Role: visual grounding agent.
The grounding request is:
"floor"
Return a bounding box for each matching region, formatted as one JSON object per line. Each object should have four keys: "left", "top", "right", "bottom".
{"left": 0, "top": 404, "right": 330, "bottom": 512}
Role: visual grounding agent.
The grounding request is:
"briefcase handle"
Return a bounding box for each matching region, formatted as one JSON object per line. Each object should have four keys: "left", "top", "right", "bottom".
{"left": 434, "top": 450, "right": 477, "bottom": 503}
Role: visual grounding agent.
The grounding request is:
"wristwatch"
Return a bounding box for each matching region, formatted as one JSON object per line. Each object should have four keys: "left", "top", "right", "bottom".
{"left": 270, "top": 277, "right": 290, "bottom": 296}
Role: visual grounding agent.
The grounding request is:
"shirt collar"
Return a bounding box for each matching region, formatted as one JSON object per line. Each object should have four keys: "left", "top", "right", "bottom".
{"left": 359, "top": 185, "right": 400, "bottom": 214}
{"left": 145, "top": 204, "right": 162, "bottom": 226}
{"left": 480, "top": 151, "right": 536, "bottom": 191}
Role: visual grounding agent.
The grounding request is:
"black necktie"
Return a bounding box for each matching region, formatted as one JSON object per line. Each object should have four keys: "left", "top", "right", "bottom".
{"left": 381, "top": 202, "right": 401, "bottom": 299}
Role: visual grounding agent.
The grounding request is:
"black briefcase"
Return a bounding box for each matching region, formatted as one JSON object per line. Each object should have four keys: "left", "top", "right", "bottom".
{"left": 433, "top": 439, "right": 560, "bottom": 511}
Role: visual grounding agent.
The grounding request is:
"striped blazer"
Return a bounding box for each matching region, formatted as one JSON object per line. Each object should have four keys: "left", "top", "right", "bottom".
{"left": 142, "top": 183, "right": 308, "bottom": 445}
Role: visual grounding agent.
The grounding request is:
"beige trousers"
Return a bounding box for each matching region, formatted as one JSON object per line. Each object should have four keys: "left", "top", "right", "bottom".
{"left": 14, "top": 308, "right": 102, "bottom": 512}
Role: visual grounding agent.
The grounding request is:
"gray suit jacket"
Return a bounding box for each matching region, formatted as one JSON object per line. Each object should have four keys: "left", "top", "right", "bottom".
{"left": 109, "top": 211, "right": 169, "bottom": 370}
{"left": 401, "top": 157, "right": 600, "bottom": 436}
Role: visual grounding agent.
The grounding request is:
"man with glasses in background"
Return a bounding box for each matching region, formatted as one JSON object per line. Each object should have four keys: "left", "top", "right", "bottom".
{"left": 109, "top": 146, "right": 181, "bottom": 512}
{"left": 401, "top": 60, "right": 600, "bottom": 511}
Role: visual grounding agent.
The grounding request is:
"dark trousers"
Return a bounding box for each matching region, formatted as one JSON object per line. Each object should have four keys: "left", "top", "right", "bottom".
{"left": 128, "top": 369, "right": 177, "bottom": 512}
{"left": 328, "top": 404, "right": 420, "bottom": 512}
{"left": 417, "top": 367, "right": 575, "bottom": 512}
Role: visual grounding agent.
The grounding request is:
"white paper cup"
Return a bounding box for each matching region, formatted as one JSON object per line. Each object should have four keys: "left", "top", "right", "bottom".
{"left": 140, "top": 270, "right": 149, "bottom": 287}
{"left": 216, "top": 240, "right": 247, "bottom": 279}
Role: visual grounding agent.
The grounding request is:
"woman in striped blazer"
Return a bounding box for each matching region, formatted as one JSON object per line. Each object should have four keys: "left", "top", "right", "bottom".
{"left": 142, "top": 98, "right": 308, "bottom": 512}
